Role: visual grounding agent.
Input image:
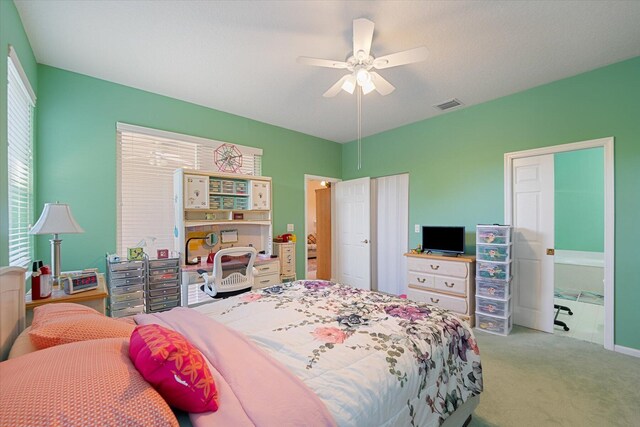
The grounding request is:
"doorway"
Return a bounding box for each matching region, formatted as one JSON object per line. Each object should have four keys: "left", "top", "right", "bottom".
{"left": 505, "top": 137, "right": 614, "bottom": 350}
{"left": 304, "top": 175, "right": 340, "bottom": 280}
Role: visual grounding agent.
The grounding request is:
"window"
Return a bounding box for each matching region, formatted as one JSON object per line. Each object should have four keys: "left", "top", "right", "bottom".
{"left": 116, "top": 123, "right": 263, "bottom": 256}
{"left": 7, "top": 47, "right": 36, "bottom": 269}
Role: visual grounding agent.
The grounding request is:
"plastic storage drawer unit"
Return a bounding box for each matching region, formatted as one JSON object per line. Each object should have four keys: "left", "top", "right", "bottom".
{"left": 106, "top": 255, "right": 146, "bottom": 318}
{"left": 476, "top": 244, "right": 512, "bottom": 262}
{"left": 476, "top": 313, "right": 512, "bottom": 336}
{"left": 476, "top": 295, "right": 511, "bottom": 317}
{"left": 147, "top": 258, "right": 180, "bottom": 313}
{"left": 476, "top": 278, "right": 512, "bottom": 300}
{"left": 476, "top": 225, "right": 512, "bottom": 245}
{"left": 477, "top": 261, "right": 511, "bottom": 281}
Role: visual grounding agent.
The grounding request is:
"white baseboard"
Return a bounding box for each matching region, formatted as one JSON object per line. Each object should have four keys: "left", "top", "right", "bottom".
{"left": 614, "top": 345, "right": 640, "bottom": 358}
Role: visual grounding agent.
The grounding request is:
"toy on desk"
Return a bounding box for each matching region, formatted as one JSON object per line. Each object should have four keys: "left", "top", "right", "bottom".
{"left": 410, "top": 244, "right": 423, "bottom": 254}
{"left": 31, "top": 260, "right": 52, "bottom": 300}
{"left": 157, "top": 249, "right": 169, "bottom": 259}
{"left": 127, "top": 247, "right": 145, "bottom": 261}
{"left": 274, "top": 233, "right": 296, "bottom": 243}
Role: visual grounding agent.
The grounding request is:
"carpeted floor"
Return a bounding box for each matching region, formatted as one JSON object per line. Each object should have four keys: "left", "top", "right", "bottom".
{"left": 469, "top": 326, "right": 640, "bottom": 427}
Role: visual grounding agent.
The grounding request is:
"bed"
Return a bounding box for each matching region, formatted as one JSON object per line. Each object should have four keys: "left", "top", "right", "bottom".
{"left": 0, "top": 267, "right": 482, "bottom": 427}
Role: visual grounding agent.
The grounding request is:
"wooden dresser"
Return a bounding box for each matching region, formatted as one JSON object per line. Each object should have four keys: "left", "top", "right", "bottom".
{"left": 404, "top": 253, "right": 476, "bottom": 326}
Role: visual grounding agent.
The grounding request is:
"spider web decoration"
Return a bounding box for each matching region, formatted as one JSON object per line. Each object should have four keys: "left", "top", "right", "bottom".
{"left": 214, "top": 143, "right": 243, "bottom": 173}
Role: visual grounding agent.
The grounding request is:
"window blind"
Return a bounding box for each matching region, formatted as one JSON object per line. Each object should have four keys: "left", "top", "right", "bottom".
{"left": 116, "top": 124, "right": 263, "bottom": 256}
{"left": 7, "top": 50, "right": 35, "bottom": 269}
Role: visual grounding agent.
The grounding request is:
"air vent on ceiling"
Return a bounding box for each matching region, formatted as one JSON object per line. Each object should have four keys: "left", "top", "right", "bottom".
{"left": 434, "top": 98, "right": 463, "bottom": 111}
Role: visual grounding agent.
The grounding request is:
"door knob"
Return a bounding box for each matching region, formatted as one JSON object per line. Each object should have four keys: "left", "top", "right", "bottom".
{"left": 361, "top": 239, "right": 369, "bottom": 244}
{"left": 546, "top": 248, "right": 555, "bottom": 255}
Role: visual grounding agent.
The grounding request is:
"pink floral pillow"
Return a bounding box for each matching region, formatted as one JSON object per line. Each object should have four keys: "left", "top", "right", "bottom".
{"left": 129, "top": 324, "right": 219, "bottom": 413}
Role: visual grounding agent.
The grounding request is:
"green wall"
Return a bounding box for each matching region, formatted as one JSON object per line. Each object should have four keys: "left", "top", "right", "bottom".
{"left": 342, "top": 57, "right": 640, "bottom": 350}
{"left": 35, "top": 65, "right": 341, "bottom": 278}
{"left": 0, "top": 0, "right": 38, "bottom": 266}
{"left": 555, "top": 148, "right": 604, "bottom": 252}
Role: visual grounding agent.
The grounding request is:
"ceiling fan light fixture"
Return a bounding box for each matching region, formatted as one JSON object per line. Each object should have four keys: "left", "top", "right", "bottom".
{"left": 341, "top": 75, "right": 356, "bottom": 94}
{"left": 361, "top": 80, "right": 376, "bottom": 95}
{"left": 355, "top": 67, "right": 371, "bottom": 85}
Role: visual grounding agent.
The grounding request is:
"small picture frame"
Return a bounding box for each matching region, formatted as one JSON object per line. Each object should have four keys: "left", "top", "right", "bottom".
{"left": 220, "top": 229, "right": 239, "bottom": 243}
{"left": 157, "top": 249, "right": 169, "bottom": 259}
{"left": 127, "top": 247, "right": 145, "bottom": 261}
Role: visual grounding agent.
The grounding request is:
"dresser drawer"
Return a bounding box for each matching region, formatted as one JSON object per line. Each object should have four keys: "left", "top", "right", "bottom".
{"left": 254, "top": 272, "right": 280, "bottom": 289}
{"left": 407, "top": 257, "right": 469, "bottom": 278}
{"left": 434, "top": 276, "right": 467, "bottom": 296}
{"left": 254, "top": 262, "right": 279, "bottom": 276}
{"left": 407, "top": 272, "right": 435, "bottom": 288}
{"left": 407, "top": 288, "right": 468, "bottom": 314}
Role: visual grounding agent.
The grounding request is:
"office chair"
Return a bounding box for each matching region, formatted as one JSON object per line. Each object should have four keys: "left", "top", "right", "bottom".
{"left": 198, "top": 247, "right": 258, "bottom": 298}
{"left": 554, "top": 304, "right": 573, "bottom": 331}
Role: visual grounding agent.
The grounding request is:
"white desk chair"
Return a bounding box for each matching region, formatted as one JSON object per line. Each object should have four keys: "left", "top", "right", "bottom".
{"left": 198, "top": 247, "right": 258, "bottom": 298}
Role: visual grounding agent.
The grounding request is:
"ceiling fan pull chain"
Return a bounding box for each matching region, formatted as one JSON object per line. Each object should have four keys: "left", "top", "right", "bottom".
{"left": 357, "top": 86, "right": 362, "bottom": 170}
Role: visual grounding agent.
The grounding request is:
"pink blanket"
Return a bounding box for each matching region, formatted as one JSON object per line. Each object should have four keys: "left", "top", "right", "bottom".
{"left": 135, "top": 307, "right": 336, "bottom": 427}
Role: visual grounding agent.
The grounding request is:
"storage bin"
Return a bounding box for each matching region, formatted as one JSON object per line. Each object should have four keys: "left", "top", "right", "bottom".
{"left": 149, "top": 281, "right": 179, "bottom": 290}
{"left": 149, "top": 300, "right": 180, "bottom": 313}
{"left": 148, "top": 267, "right": 179, "bottom": 277}
{"left": 109, "top": 276, "right": 144, "bottom": 288}
{"left": 148, "top": 273, "right": 179, "bottom": 284}
{"left": 209, "top": 196, "right": 222, "bottom": 210}
{"left": 477, "top": 261, "right": 511, "bottom": 280}
{"left": 476, "top": 244, "right": 512, "bottom": 262}
{"left": 476, "top": 296, "right": 511, "bottom": 317}
{"left": 111, "top": 297, "right": 145, "bottom": 311}
{"left": 109, "top": 260, "right": 145, "bottom": 272}
{"left": 111, "top": 305, "right": 145, "bottom": 318}
{"left": 148, "top": 259, "right": 179, "bottom": 269}
{"left": 476, "top": 225, "right": 512, "bottom": 245}
{"left": 209, "top": 178, "right": 222, "bottom": 193}
{"left": 110, "top": 269, "right": 144, "bottom": 280}
{"left": 476, "top": 312, "right": 512, "bottom": 336}
{"left": 476, "top": 278, "right": 512, "bottom": 299}
{"left": 222, "top": 180, "right": 235, "bottom": 193}
{"left": 148, "top": 287, "right": 179, "bottom": 298}
{"left": 148, "top": 294, "right": 180, "bottom": 305}
{"left": 110, "top": 290, "right": 144, "bottom": 304}
{"left": 234, "top": 197, "right": 249, "bottom": 210}
{"left": 235, "top": 181, "right": 248, "bottom": 194}
{"left": 222, "top": 196, "right": 235, "bottom": 209}
{"left": 110, "top": 283, "right": 144, "bottom": 295}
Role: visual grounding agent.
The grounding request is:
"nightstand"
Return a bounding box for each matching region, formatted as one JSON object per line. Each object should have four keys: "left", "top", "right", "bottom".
{"left": 25, "top": 273, "right": 108, "bottom": 326}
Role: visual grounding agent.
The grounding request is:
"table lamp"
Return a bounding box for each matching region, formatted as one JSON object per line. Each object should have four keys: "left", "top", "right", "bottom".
{"left": 30, "top": 203, "right": 84, "bottom": 284}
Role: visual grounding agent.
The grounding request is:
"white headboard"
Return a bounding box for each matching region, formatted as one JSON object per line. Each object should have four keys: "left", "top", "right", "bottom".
{"left": 0, "top": 267, "right": 26, "bottom": 361}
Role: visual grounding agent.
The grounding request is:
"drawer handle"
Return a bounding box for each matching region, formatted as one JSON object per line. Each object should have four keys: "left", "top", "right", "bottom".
{"left": 445, "top": 282, "right": 455, "bottom": 288}
{"left": 417, "top": 277, "right": 426, "bottom": 284}
{"left": 258, "top": 267, "right": 269, "bottom": 271}
{"left": 430, "top": 298, "right": 440, "bottom": 303}
{"left": 430, "top": 265, "right": 440, "bottom": 270}
{"left": 260, "top": 279, "right": 270, "bottom": 284}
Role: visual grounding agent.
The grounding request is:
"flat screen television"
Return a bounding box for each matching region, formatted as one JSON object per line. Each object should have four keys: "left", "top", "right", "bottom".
{"left": 422, "top": 226, "right": 465, "bottom": 255}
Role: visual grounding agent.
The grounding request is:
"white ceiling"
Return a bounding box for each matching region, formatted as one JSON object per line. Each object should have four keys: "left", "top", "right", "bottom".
{"left": 15, "top": 1, "right": 640, "bottom": 143}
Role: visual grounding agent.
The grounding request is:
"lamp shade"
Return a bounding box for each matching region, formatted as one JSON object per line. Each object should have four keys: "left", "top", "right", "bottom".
{"left": 30, "top": 203, "right": 84, "bottom": 235}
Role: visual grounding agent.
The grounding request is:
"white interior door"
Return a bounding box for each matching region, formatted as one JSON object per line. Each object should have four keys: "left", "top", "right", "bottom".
{"left": 335, "top": 177, "right": 371, "bottom": 290}
{"left": 512, "top": 154, "right": 555, "bottom": 333}
{"left": 374, "top": 174, "right": 409, "bottom": 295}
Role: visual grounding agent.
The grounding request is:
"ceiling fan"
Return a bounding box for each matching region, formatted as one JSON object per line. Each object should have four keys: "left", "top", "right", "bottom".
{"left": 298, "top": 18, "right": 428, "bottom": 97}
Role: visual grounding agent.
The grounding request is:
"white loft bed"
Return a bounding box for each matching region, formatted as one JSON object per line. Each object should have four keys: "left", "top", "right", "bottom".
{"left": 0, "top": 267, "right": 480, "bottom": 426}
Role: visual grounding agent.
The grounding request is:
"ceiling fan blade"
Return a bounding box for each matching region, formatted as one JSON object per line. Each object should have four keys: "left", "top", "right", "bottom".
{"left": 297, "top": 56, "right": 349, "bottom": 69}
{"left": 353, "top": 18, "right": 375, "bottom": 58}
{"left": 369, "top": 72, "right": 395, "bottom": 96}
{"left": 323, "top": 75, "right": 351, "bottom": 98}
{"left": 373, "top": 46, "right": 428, "bottom": 69}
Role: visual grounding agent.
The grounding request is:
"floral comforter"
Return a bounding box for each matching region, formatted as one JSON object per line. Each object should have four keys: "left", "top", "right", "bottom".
{"left": 194, "top": 280, "right": 483, "bottom": 427}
